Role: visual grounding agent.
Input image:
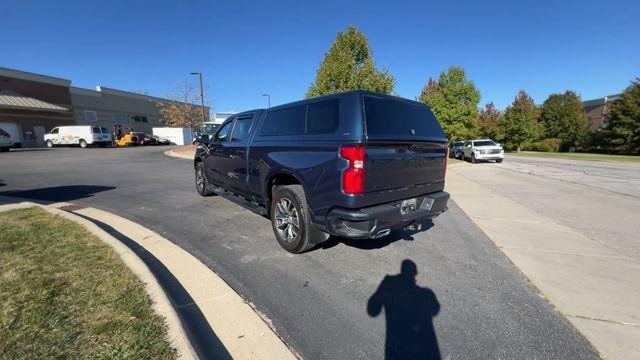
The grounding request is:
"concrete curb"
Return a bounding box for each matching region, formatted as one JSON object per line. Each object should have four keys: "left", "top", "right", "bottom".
{"left": 164, "top": 149, "right": 195, "bottom": 160}
{"left": 0, "top": 200, "right": 297, "bottom": 360}
{"left": 0, "top": 202, "right": 198, "bottom": 360}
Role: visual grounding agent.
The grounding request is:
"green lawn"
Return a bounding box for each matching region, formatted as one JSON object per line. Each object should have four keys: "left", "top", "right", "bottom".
{"left": 0, "top": 207, "right": 176, "bottom": 359}
{"left": 510, "top": 151, "right": 640, "bottom": 163}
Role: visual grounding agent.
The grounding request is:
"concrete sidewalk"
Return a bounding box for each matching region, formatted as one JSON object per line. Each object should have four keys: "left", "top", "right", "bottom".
{"left": 446, "top": 163, "right": 640, "bottom": 360}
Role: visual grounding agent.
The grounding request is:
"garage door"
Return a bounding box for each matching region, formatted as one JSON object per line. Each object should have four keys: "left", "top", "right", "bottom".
{"left": 0, "top": 122, "right": 20, "bottom": 144}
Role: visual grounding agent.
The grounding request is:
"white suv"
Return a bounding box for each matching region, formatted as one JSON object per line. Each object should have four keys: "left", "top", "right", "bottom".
{"left": 462, "top": 139, "right": 504, "bottom": 163}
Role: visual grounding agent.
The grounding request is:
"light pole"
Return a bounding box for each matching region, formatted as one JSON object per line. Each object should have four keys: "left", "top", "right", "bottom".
{"left": 262, "top": 93, "right": 271, "bottom": 108}
{"left": 190, "top": 72, "right": 207, "bottom": 125}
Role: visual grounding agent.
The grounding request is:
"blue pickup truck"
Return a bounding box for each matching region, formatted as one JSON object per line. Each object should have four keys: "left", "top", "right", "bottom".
{"left": 194, "top": 90, "right": 450, "bottom": 253}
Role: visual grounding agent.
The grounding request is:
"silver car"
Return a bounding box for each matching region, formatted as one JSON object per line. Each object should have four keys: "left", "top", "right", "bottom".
{"left": 450, "top": 140, "right": 465, "bottom": 159}
{"left": 0, "top": 128, "right": 13, "bottom": 152}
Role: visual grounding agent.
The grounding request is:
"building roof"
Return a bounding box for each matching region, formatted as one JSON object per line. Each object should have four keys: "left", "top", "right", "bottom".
{"left": 582, "top": 94, "right": 622, "bottom": 109}
{"left": 0, "top": 90, "right": 69, "bottom": 112}
{"left": 0, "top": 67, "right": 71, "bottom": 87}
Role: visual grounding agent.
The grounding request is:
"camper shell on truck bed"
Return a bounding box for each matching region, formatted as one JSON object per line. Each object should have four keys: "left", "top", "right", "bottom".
{"left": 194, "top": 90, "right": 450, "bottom": 253}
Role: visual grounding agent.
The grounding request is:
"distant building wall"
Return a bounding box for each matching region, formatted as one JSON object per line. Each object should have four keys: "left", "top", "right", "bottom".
{"left": 71, "top": 87, "right": 169, "bottom": 134}
{"left": 582, "top": 94, "right": 621, "bottom": 132}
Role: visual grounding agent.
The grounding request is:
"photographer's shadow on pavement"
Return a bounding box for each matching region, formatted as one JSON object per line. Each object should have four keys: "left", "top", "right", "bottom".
{"left": 368, "top": 259, "right": 441, "bottom": 360}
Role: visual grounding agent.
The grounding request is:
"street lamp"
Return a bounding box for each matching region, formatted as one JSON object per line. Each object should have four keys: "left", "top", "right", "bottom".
{"left": 190, "top": 72, "right": 207, "bottom": 125}
{"left": 262, "top": 93, "right": 271, "bottom": 108}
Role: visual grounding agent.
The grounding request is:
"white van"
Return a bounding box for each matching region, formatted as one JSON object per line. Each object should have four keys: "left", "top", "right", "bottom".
{"left": 44, "top": 126, "right": 112, "bottom": 148}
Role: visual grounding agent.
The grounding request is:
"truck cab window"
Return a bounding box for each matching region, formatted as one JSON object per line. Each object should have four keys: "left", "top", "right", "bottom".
{"left": 231, "top": 117, "right": 253, "bottom": 141}
{"left": 214, "top": 121, "right": 233, "bottom": 142}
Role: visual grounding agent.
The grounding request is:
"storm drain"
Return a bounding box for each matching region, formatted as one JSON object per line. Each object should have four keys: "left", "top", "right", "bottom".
{"left": 57, "top": 204, "right": 88, "bottom": 212}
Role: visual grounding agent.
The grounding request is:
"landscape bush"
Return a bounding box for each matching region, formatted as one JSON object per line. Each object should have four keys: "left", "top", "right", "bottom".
{"left": 524, "top": 138, "right": 562, "bottom": 152}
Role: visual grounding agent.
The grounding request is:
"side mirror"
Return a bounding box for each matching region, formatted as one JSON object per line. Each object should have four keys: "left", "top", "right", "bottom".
{"left": 196, "top": 135, "right": 210, "bottom": 144}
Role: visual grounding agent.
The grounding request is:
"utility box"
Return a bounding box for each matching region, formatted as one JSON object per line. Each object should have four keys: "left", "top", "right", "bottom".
{"left": 152, "top": 127, "right": 194, "bottom": 145}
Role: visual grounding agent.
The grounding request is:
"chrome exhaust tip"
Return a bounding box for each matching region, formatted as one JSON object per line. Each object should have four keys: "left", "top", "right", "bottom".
{"left": 373, "top": 228, "right": 391, "bottom": 239}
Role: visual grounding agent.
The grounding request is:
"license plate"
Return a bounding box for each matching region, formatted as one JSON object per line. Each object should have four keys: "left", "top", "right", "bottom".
{"left": 400, "top": 198, "right": 418, "bottom": 215}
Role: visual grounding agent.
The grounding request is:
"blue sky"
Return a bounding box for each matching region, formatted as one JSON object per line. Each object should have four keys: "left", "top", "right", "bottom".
{"left": 3, "top": 0, "right": 639, "bottom": 112}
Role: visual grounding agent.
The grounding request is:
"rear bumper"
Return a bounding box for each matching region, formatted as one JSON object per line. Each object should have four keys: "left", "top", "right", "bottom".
{"left": 326, "top": 191, "right": 449, "bottom": 239}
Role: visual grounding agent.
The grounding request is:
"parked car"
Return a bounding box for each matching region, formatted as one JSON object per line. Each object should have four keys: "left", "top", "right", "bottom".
{"left": 450, "top": 140, "right": 465, "bottom": 159}
{"left": 131, "top": 132, "right": 157, "bottom": 146}
{"left": 0, "top": 128, "right": 13, "bottom": 152}
{"left": 44, "top": 126, "right": 112, "bottom": 148}
{"left": 461, "top": 139, "right": 504, "bottom": 163}
{"left": 150, "top": 135, "right": 172, "bottom": 145}
{"left": 194, "top": 90, "right": 450, "bottom": 253}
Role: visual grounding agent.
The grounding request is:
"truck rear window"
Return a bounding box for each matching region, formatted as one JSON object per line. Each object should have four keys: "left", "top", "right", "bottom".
{"left": 261, "top": 101, "right": 340, "bottom": 136}
{"left": 363, "top": 96, "right": 445, "bottom": 138}
{"left": 306, "top": 100, "right": 339, "bottom": 134}
{"left": 261, "top": 105, "right": 306, "bottom": 136}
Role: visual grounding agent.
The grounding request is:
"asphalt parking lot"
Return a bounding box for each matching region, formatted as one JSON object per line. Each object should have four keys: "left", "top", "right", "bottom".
{"left": 0, "top": 147, "right": 597, "bottom": 359}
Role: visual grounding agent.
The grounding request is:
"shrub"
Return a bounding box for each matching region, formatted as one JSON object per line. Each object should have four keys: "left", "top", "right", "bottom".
{"left": 525, "top": 138, "right": 562, "bottom": 152}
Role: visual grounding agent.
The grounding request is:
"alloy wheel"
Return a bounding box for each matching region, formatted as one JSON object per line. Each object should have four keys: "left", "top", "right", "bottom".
{"left": 274, "top": 198, "right": 299, "bottom": 243}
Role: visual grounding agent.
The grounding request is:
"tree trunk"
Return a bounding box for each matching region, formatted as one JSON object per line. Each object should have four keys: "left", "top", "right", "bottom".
{"left": 517, "top": 145, "right": 521, "bottom": 153}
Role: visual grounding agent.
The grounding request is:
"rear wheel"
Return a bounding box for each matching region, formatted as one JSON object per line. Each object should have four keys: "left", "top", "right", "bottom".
{"left": 271, "top": 185, "right": 328, "bottom": 253}
{"left": 195, "top": 161, "right": 213, "bottom": 196}
{"left": 79, "top": 139, "right": 88, "bottom": 148}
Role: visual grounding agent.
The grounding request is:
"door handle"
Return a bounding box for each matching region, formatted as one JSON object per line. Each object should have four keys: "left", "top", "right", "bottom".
{"left": 237, "top": 150, "right": 245, "bottom": 155}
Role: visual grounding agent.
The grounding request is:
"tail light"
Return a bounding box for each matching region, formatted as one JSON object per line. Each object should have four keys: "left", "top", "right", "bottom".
{"left": 340, "top": 145, "right": 365, "bottom": 194}
{"left": 443, "top": 147, "right": 449, "bottom": 180}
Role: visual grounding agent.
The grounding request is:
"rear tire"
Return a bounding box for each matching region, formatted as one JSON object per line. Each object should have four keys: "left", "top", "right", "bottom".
{"left": 270, "top": 185, "right": 328, "bottom": 253}
{"left": 195, "top": 161, "right": 214, "bottom": 196}
{"left": 79, "top": 139, "right": 88, "bottom": 148}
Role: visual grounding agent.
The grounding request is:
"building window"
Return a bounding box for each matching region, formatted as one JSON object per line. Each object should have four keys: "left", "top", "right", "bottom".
{"left": 85, "top": 111, "right": 97, "bottom": 122}
{"left": 132, "top": 115, "right": 148, "bottom": 123}
{"left": 113, "top": 114, "right": 130, "bottom": 122}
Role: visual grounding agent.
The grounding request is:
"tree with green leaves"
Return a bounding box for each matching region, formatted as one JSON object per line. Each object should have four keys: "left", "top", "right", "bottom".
{"left": 305, "top": 26, "right": 394, "bottom": 98}
{"left": 418, "top": 67, "right": 480, "bottom": 141}
{"left": 540, "top": 91, "right": 588, "bottom": 149}
{"left": 477, "top": 102, "right": 503, "bottom": 141}
{"left": 500, "top": 90, "right": 541, "bottom": 152}
{"left": 607, "top": 78, "right": 640, "bottom": 154}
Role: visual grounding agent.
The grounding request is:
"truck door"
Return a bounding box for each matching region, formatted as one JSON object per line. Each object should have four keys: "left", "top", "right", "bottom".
{"left": 225, "top": 113, "right": 255, "bottom": 196}
{"left": 204, "top": 119, "right": 234, "bottom": 184}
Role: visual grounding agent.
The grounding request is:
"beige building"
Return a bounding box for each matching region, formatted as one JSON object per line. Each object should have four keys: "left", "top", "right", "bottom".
{"left": 70, "top": 86, "right": 173, "bottom": 134}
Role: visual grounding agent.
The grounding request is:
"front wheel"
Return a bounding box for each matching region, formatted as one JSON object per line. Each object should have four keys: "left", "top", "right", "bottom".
{"left": 471, "top": 154, "right": 477, "bottom": 164}
{"left": 46, "top": 140, "right": 54, "bottom": 148}
{"left": 195, "top": 161, "right": 214, "bottom": 196}
{"left": 271, "top": 185, "right": 328, "bottom": 253}
{"left": 496, "top": 159, "right": 503, "bottom": 163}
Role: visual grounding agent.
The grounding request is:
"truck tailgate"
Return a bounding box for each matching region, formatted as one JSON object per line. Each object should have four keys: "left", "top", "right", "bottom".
{"left": 364, "top": 142, "right": 446, "bottom": 193}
